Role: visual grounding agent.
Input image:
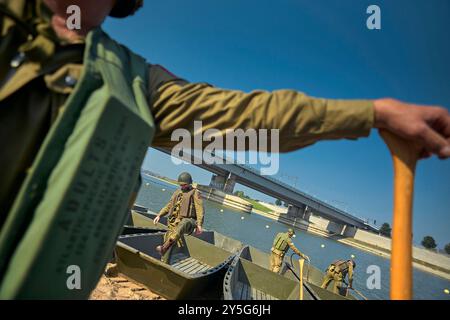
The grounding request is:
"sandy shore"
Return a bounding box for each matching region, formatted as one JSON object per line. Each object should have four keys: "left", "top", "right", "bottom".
{"left": 89, "top": 264, "right": 163, "bottom": 300}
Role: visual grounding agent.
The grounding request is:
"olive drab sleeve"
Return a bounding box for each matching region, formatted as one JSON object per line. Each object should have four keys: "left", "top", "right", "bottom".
{"left": 158, "top": 191, "right": 176, "bottom": 217}
{"left": 348, "top": 263, "right": 354, "bottom": 287}
{"left": 193, "top": 189, "right": 204, "bottom": 227}
{"left": 287, "top": 239, "right": 304, "bottom": 258}
{"left": 147, "top": 65, "right": 375, "bottom": 152}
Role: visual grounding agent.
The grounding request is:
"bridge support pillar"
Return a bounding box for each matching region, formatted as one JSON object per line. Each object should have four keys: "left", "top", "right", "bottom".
{"left": 302, "top": 206, "right": 312, "bottom": 221}
{"left": 287, "top": 204, "right": 307, "bottom": 219}
{"left": 209, "top": 173, "right": 236, "bottom": 194}
{"left": 223, "top": 173, "right": 237, "bottom": 194}
{"left": 209, "top": 174, "right": 227, "bottom": 190}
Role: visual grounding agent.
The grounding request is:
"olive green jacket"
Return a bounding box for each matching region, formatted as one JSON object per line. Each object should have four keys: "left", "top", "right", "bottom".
{"left": 272, "top": 232, "right": 305, "bottom": 258}
{"left": 0, "top": 0, "right": 374, "bottom": 218}
{"left": 158, "top": 188, "right": 204, "bottom": 227}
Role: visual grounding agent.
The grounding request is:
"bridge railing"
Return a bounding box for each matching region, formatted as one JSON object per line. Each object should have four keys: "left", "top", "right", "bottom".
{"left": 233, "top": 162, "right": 370, "bottom": 224}
{"left": 153, "top": 147, "right": 375, "bottom": 228}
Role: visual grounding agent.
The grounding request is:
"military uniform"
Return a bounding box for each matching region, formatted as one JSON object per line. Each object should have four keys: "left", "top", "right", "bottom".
{"left": 269, "top": 232, "right": 306, "bottom": 273}
{"left": 321, "top": 260, "right": 354, "bottom": 295}
{"left": 0, "top": 1, "right": 375, "bottom": 219}
{"left": 0, "top": 0, "right": 374, "bottom": 298}
{"left": 157, "top": 187, "right": 204, "bottom": 262}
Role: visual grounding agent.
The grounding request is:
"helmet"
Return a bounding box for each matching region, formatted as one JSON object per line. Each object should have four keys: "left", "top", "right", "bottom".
{"left": 288, "top": 228, "right": 295, "bottom": 235}
{"left": 109, "top": 0, "right": 143, "bottom": 18}
{"left": 178, "top": 172, "right": 193, "bottom": 185}
{"left": 349, "top": 259, "right": 356, "bottom": 269}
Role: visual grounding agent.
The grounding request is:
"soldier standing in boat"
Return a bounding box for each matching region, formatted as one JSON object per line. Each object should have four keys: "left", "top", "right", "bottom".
{"left": 321, "top": 259, "right": 356, "bottom": 295}
{"left": 153, "top": 172, "right": 204, "bottom": 263}
{"left": 270, "top": 228, "right": 309, "bottom": 273}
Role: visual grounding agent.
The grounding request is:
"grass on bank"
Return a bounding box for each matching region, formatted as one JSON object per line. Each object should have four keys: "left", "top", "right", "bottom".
{"left": 240, "top": 197, "right": 273, "bottom": 214}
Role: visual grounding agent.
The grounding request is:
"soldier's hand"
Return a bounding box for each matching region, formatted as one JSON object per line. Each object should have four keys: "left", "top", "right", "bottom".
{"left": 195, "top": 225, "right": 203, "bottom": 235}
{"left": 153, "top": 216, "right": 160, "bottom": 225}
{"left": 374, "top": 99, "right": 450, "bottom": 159}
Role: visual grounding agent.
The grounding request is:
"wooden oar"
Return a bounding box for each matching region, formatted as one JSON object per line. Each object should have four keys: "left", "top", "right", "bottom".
{"left": 380, "top": 130, "right": 421, "bottom": 300}
{"left": 298, "top": 258, "right": 305, "bottom": 300}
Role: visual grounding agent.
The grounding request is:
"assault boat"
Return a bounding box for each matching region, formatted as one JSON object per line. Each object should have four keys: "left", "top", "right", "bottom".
{"left": 224, "top": 245, "right": 355, "bottom": 300}
{"left": 128, "top": 204, "right": 168, "bottom": 230}
{"left": 115, "top": 231, "right": 236, "bottom": 299}
{"left": 223, "top": 246, "right": 307, "bottom": 300}
{"left": 128, "top": 205, "right": 356, "bottom": 300}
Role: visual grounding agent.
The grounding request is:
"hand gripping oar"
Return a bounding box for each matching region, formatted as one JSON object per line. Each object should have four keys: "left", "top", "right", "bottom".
{"left": 380, "top": 130, "right": 421, "bottom": 300}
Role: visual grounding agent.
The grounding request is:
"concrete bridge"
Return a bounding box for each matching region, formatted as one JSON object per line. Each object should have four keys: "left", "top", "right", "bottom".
{"left": 153, "top": 148, "right": 379, "bottom": 232}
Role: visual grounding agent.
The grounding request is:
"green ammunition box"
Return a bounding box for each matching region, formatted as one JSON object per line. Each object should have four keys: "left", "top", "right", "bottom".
{"left": 0, "top": 28, "right": 154, "bottom": 299}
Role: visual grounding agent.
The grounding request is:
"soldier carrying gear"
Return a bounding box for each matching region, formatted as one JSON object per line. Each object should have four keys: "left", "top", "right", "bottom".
{"left": 153, "top": 172, "right": 204, "bottom": 263}
{"left": 321, "top": 259, "right": 356, "bottom": 295}
{"left": 269, "top": 228, "right": 309, "bottom": 273}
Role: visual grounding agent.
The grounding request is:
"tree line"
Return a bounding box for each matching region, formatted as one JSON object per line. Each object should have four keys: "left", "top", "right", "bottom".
{"left": 379, "top": 223, "right": 449, "bottom": 254}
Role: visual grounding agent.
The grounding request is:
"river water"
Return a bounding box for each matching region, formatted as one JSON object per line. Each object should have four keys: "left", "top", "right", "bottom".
{"left": 135, "top": 175, "right": 450, "bottom": 300}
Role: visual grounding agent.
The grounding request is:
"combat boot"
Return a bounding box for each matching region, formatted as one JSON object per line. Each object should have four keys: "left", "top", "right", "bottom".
{"left": 156, "top": 238, "right": 176, "bottom": 256}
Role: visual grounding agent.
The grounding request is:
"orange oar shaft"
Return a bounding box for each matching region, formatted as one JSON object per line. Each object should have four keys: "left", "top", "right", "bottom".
{"left": 380, "top": 130, "right": 419, "bottom": 300}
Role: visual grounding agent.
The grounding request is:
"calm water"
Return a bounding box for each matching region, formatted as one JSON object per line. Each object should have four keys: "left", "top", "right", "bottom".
{"left": 136, "top": 176, "right": 450, "bottom": 300}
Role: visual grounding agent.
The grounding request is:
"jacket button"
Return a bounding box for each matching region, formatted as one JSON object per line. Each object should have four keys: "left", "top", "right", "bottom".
{"left": 10, "top": 52, "right": 26, "bottom": 68}
{"left": 64, "top": 75, "right": 77, "bottom": 87}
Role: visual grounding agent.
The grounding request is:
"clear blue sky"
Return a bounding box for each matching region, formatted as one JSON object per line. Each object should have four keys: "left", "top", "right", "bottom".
{"left": 103, "top": 0, "right": 450, "bottom": 248}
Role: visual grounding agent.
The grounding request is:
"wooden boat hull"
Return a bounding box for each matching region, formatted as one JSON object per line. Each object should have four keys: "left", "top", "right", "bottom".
{"left": 115, "top": 232, "right": 235, "bottom": 299}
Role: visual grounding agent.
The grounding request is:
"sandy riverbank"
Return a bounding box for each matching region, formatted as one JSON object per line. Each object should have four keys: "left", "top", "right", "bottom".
{"left": 90, "top": 264, "right": 163, "bottom": 300}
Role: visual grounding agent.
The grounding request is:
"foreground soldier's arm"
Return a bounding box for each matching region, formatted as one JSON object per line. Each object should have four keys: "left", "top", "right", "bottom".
{"left": 147, "top": 65, "right": 450, "bottom": 157}
{"left": 347, "top": 263, "right": 354, "bottom": 289}
{"left": 148, "top": 65, "right": 374, "bottom": 152}
{"left": 41, "top": 1, "right": 450, "bottom": 158}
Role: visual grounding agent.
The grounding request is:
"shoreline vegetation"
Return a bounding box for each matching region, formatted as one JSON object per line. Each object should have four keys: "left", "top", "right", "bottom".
{"left": 141, "top": 172, "right": 450, "bottom": 281}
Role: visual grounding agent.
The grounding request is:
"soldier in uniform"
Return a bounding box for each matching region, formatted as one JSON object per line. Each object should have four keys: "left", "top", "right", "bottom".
{"left": 0, "top": 0, "right": 449, "bottom": 298}
{"left": 153, "top": 172, "right": 204, "bottom": 263}
{"left": 321, "top": 259, "right": 356, "bottom": 295}
{"left": 270, "top": 228, "right": 309, "bottom": 273}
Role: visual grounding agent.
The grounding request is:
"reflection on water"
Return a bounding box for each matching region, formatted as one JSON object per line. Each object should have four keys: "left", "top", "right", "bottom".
{"left": 135, "top": 176, "right": 450, "bottom": 300}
